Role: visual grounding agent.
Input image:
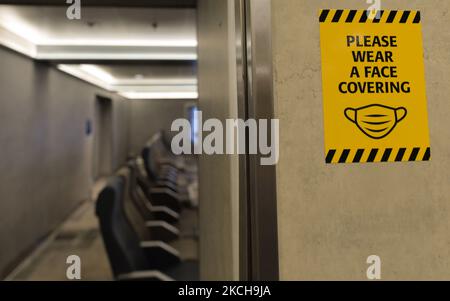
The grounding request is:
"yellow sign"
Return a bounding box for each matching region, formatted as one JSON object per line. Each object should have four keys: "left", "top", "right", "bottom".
{"left": 319, "top": 9, "right": 430, "bottom": 164}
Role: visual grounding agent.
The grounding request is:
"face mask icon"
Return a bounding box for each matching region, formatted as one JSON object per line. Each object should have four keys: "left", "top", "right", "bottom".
{"left": 344, "top": 104, "right": 407, "bottom": 139}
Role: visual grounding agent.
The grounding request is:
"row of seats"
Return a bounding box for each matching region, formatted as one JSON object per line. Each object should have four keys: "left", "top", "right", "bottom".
{"left": 142, "top": 132, "right": 198, "bottom": 207}
{"left": 95, "top": 132, "right": 199, "bottom": 281}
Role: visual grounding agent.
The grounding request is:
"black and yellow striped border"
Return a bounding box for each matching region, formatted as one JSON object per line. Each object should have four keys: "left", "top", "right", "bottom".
{"left": 319, "top": 9, "right": 421, "bottom": 24}
{"left": 325, "top": 147, "right": 430, "bottom": 164}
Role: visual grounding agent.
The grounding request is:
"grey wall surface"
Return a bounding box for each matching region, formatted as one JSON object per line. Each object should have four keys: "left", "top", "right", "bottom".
{"left": 272, "top": 0, "right": 450, "bottom": 280}
{"left": 128, "top": 99, "right": 194, "bottom": 155}
{"left": 197, "top": 0, "right": 239, "bottom": 280}
{"left": 0, "top": 47, "right": 129, "bottom": 277}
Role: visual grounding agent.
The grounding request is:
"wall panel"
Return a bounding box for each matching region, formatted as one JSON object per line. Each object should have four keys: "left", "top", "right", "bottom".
{"left": 272, "top": 0, "right": 450, "bottom": 280}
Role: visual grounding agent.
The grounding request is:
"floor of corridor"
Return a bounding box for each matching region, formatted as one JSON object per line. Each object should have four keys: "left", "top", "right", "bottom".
{"left": 7, "top": 200, "right": 113, "bottom": 281}
{"left": 5, "top": 178, "right": 111, "bottom": 280}
{"left": 6, "top": 179, "right": 199, "bottom": 281}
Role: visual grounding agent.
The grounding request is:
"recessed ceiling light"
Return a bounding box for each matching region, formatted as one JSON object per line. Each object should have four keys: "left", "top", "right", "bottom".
{"left": 86, "top": 21, "right": 97, "bottom": 28}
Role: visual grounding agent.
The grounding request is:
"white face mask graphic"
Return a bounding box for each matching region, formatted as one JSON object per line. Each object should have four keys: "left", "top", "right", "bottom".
{"left": 344, "top": 104, "right": 407, "bottom": 139}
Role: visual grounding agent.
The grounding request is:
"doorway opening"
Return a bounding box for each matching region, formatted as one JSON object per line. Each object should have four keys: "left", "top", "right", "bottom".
{"left": 93, "top": 95, "right": 113, "bottom": 181}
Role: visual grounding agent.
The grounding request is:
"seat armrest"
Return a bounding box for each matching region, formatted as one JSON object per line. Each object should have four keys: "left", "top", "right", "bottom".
{"left": 155, "top": 179, "right": 180, "bottom": 193}
{"left": 158, "top": 173, "right": 178, "bottom": 184}
{"left": 136, "top": 188, "right": 180, "bottom": 222}
{"left": 117, "top": 271, "right": 174, "bottom": 281}
{"left": 159, "top": 167, "right": 178, "bottom": 177}
{"left": 152, "top": 206, "right": 180, "bottom": 224}
{"left": 151, "top": 186, "right": 181, "bottom": 199}
{"left": 160, "top": 164, "right": 180, "bottom": 174}
{"left": 150, "top": 187, "right": 182, "bottom": 212}
{"left": 159, "top": 160, "right": 184, "bottom": 172}
{"left": 140, "top": 241, "right": 181, "bottom": 268}
{"left": 146, "top": 221, "right": 180, "bottom": 242}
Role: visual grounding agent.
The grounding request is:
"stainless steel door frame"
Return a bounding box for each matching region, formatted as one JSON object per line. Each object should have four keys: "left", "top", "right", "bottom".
{"left": 235, "top": 0, "right": 279, "bottom": 281}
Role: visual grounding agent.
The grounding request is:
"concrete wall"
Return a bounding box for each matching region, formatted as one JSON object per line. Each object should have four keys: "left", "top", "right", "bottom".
{"left": 128, "top": 99, "right": 195, "bottom": 155}
{"left": 272, "top": 0, "right": 450, "bottom": 280}
{"left": 0, "top": 47, "right": 129, "bottom": 277}
{"left": 197, "top": 0, "right": 239, "bottom": 280}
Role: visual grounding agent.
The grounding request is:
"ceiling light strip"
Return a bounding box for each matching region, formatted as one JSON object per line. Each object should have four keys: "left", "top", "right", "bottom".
{"left": 57, "top": 64, "right": 112, "bottom": 91}
{"left": 119, "top": 91, "right": 198, "bottom": 100}
{"left": 0, "top": 26, "right": 37, "bottom": 58}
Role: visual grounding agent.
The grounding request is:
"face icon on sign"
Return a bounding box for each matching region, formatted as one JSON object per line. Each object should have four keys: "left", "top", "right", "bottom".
{"left": 344, "top": 104, "right": 407, "bottom": 139}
